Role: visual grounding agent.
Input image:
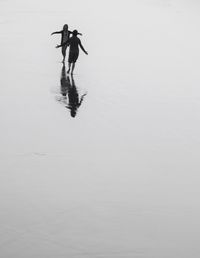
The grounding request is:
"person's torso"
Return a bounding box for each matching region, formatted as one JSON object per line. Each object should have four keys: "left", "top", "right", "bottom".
{"left": 61, "top": 30, "right": 69, "bottom": 44}
{"left": 68, "top": 36, "right": 80, "bottom": 52}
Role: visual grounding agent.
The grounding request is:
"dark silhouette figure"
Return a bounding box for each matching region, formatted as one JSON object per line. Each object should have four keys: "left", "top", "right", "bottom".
{"left": 56, "top": 30, "right": 88, "bottom": 74}
{"left": 51, "top": 24, "right": 82, "bottom": 63}
{"left": 60, "top": 63, "right": 71, "bottom": 97}
{"left": 60, "top": 64, "right": 87, "bottom": 117}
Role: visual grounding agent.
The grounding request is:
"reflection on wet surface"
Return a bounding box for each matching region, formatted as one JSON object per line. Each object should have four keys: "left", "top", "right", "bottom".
{"left": 57, "top": 64, "right": 87, "bottom": 118}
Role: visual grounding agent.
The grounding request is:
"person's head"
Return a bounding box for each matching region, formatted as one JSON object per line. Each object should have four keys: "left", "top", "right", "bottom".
{"left": 72, "top": 30, "right": 78, "bottom": 36}
{"left": 71, "top": 109, "right": 77, "bottom": 117}
{"left": 63, "top": 24, "right": 68, "bottom": 30}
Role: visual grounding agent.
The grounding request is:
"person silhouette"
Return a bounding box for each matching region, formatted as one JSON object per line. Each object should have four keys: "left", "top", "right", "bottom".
{"left": 60, "top": 63, "right": 70, "bottom": 98}
{"left": 59, "top": 64, "right": 87, "bottom": 117}
{"left": 56, "top": 30, "right": 88, "bottom": 74}
{"left": 51, "top": 24, "right": 82, "bottom": 63}
{"left": 66, "top": 74, "right": 87, "bottom": 117}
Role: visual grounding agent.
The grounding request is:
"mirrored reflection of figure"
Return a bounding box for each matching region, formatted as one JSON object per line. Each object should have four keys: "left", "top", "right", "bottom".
{"left": 60, "top": 64, "right": 87, "bottom": 118}
{"left": 60, "top": 63, "right": 70, "bottom": 98}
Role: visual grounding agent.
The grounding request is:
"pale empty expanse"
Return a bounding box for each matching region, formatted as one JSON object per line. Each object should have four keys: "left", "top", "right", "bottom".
{"left": 0, "top": 0, "right": 200, "bottom": 257}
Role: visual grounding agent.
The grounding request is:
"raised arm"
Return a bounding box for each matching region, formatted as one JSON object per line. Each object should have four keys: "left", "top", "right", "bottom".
{"left": 51, "top": 30, "right": 62, "bottom": 35}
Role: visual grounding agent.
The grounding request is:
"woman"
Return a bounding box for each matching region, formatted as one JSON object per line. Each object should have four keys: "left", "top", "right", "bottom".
{"left": 56, "top": 30, "right": 88, "bottom": 74}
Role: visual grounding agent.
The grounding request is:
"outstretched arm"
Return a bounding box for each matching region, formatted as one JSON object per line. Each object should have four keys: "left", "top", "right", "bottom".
{"left": 56, "top": 39, "right": 69, "bottom": 48}
{"left": 78, "top": 93, "right": 87, "bottom": 106}
{"left": 79, "top": 41, "right": 88, "bottom": 55}
{"left": 51, "top": 30, "right": 62, "bottom": 35}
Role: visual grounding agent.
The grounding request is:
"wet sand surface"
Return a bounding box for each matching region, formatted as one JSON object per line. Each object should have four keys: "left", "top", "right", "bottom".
{"left": 1, "top": 1, "right": 200, "bottom": 257}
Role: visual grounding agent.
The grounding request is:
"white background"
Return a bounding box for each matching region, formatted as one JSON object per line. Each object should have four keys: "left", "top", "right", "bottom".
{"left": 0, "top": 1, "right": 200, "bottom": 257}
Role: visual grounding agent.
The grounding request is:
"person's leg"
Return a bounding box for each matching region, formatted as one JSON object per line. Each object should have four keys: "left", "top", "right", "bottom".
{"left": 71, "top": 63, "right": 75, "bottom": 74}
{"left": 61, "top": 46, "right": 66, "bottom": 63}
{"left": 62, "top": 53, "right": 66, "bottom": 63}
{"left": 62, "top": 45, "right": 68, "bottom": 63}
{"left": 67, "top": 62, "right": 71, "bottom": 73}
{"left": 71, "top": 52, "right": 78, "bottom": 74}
